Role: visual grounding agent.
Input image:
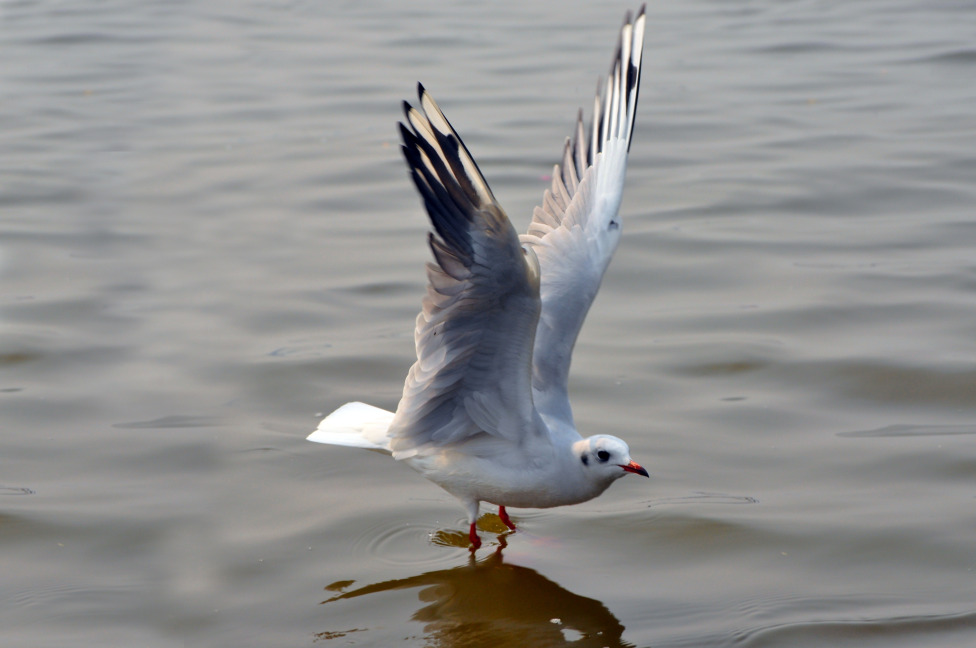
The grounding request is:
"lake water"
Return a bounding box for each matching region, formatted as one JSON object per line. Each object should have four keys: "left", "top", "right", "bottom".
{"left": 2, "top": 0, "right": 975, "bottom": 646}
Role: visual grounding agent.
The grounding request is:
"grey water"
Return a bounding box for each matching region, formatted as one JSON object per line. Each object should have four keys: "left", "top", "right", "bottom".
{"left": 2, "top": 1, "right": 975, "bottom": 646}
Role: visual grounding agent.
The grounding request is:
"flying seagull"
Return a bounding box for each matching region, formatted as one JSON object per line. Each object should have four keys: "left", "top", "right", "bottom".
{"left": 309, "top": 5, "right": 648, "bottom": 549}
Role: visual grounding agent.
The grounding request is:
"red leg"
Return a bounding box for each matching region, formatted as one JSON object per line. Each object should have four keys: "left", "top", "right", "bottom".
{"left": 498, "top": 506, "right": 517, "bottom": 531}
{"left": 468, "top": 522, "right": 482, "bottom": 550}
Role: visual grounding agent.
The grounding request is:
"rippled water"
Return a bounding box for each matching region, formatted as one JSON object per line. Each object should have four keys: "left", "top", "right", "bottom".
{"left": 2, "top": 1, "right": 975, "bottom": 646}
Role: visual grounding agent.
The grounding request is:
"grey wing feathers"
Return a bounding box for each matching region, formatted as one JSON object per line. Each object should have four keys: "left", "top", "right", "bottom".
{"left": 391, "top": 85, "right": 544, "bottom": 459}
{"left": 522, "top": 5, "right": 646, "bottom": 424}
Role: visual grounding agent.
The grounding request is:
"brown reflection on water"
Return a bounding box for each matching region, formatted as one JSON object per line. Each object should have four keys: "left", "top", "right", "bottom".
{"left": 319, "top": 544, "right": 632, "bottom": 648}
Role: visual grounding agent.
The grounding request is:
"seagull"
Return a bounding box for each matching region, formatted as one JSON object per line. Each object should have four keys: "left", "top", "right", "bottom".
{"left": 309, "top": 5, "right": 648, "bottom": 550}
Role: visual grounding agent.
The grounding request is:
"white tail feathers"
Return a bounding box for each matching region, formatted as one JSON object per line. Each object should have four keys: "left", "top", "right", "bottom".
{"left": 307, "top": 402, "right": 395, "bottom": 453}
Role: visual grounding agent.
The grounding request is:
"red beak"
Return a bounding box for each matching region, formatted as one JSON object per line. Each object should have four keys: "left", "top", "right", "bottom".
{"left": 620, "top": 460, "right": 649, "bottom": 477}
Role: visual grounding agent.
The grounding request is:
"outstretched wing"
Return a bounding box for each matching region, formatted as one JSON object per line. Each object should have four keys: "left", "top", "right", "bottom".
{"left": 521, "top": 6, "right": 646, "bottom": 424}
{"left": 390, "top": 85, "right": 545, "bottom": 460}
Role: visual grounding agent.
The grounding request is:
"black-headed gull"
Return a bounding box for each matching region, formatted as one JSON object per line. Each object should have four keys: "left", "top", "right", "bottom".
{"left": 309, "top": 5, "right": 648, "bottom": 549}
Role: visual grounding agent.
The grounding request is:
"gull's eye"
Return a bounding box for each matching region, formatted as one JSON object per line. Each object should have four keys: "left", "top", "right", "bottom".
{"left": 597, "top": 450, "right": 610, "bottom": 463}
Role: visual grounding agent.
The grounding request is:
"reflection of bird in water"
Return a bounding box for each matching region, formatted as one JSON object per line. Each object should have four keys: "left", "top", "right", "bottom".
{"left": 307, "top": 5, "right": 649, "bottom": 550}
{"left": 319, "top": 547, "right": 633, "bottom": 648}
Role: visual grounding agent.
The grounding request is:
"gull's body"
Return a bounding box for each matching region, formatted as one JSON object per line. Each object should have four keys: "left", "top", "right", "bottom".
{"left": 309, "top": 6, "right": 649, "bottom": 549}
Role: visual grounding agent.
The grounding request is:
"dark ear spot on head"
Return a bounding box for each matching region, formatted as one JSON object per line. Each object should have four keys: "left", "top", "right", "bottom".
{"left": 597, "top": 450, "right": 610, "bottom": 463}
{"left": 580, "top": 452, "right": 589, "bottom": 466}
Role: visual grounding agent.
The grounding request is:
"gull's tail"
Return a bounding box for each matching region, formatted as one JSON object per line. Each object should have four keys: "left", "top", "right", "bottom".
{"left": 307, "top": 402, "right": 395, "bottom": 454}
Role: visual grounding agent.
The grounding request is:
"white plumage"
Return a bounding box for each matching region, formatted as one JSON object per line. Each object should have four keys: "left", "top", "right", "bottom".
{"left": 309, "top": 5, "right": 649, "bottom": 549}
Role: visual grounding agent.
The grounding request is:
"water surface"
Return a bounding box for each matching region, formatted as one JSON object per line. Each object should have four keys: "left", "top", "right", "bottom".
{"left": 2, "top": 1, "right": 975, "bottom": 646}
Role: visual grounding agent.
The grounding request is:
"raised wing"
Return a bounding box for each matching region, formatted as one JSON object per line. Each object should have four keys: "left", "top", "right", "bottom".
{"left": 390, "top": 85, "right": 545, "bottom": 460}
{"left": 520, "top": 6, "right": 646, "bottom": 424}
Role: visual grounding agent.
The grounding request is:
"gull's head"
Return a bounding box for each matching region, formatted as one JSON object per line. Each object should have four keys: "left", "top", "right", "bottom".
{"left": 574, "top": 435, "right": 649, "bottom": 485}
